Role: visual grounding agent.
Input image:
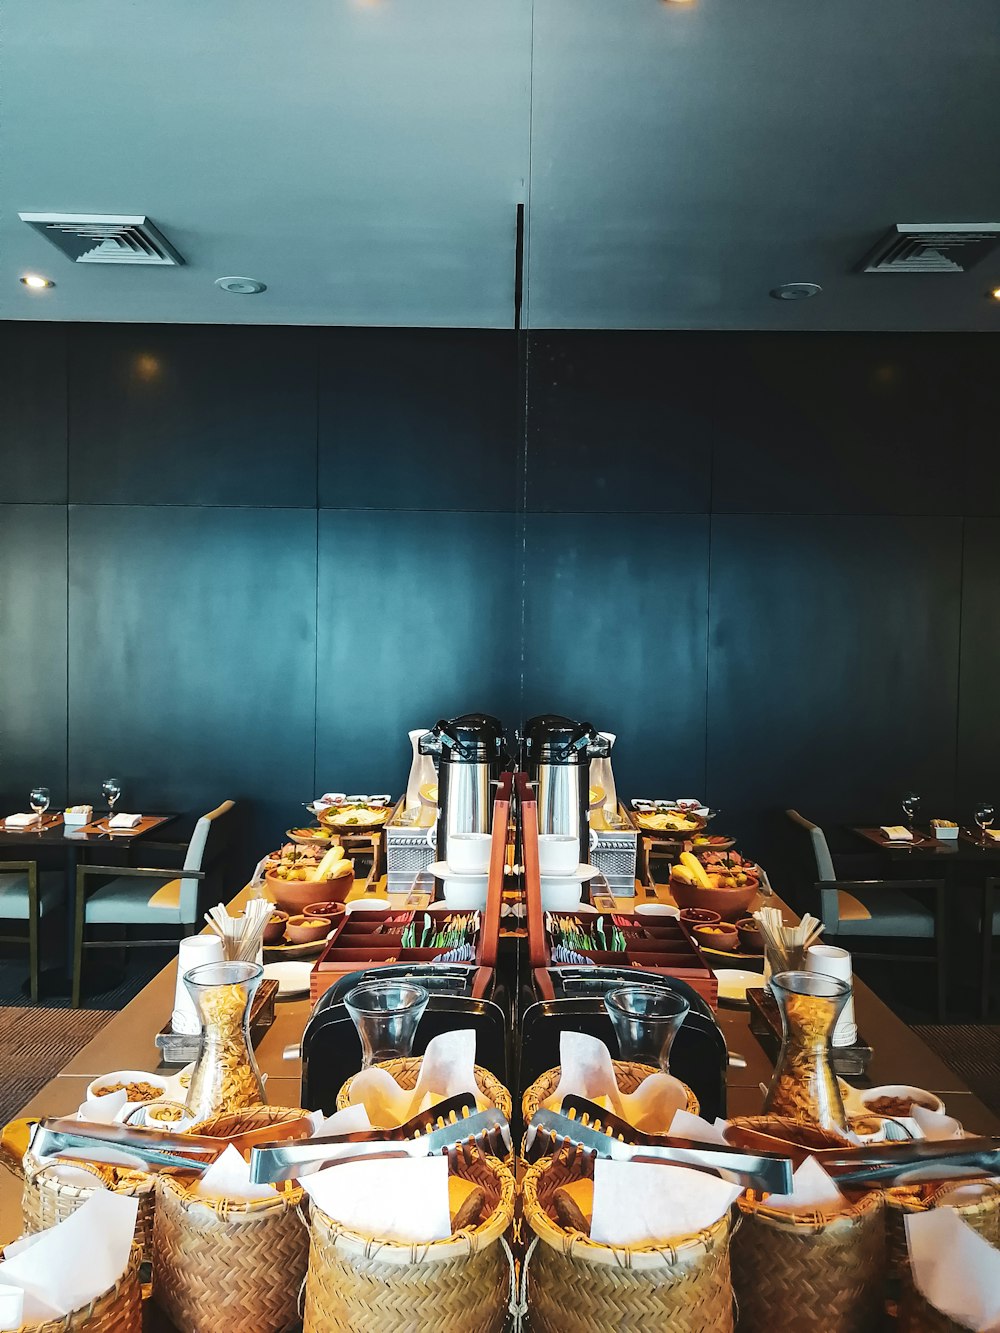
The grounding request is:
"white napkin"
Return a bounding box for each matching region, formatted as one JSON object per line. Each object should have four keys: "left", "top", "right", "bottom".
{"left": 108, "top": 812, "right": 142, "bottom": 829}
{"left": 345, "top": 1030, "right": 482, "bottom": 1128}
{"left": 670, "top": 1110, "right": 730, "bottom": 1146}
{"left": 986, "top": 829, "right": 1000, "bottom": 843}
{"left": 77, "top": 1088, "right": 129, "bottom": 1124}
{"left": 302, "top": 1156, "right": 451, "bottom": 1244}
{"left": 880, "top": 825, "right": 913, "bottom": 841}
{"left": 763, "top": 1157, "right": 845, "bottom": 1213}
{"left": 906, "top": 1208, "right": 1000, "bottom": 1331}
{"left": 911, "top": 1104, "right": 965, "bottom": 1140}
{"left": 0, "top": 1190, "right": 137, "bottom": 1327}
{"left": 543, "top": 1031, "right": 688, "bottom": 1134}
{"left": 194, "top": 1144, "right": 277, "bottom": 1203}
{"left": 308, "top": 1104, "right": 372, "bottom": 1136}
{"left": 590, "top": 1159, "right": 741, "bottom": 1248}
{"left": 4, "top": 813, "right": 38, "bottom": 829}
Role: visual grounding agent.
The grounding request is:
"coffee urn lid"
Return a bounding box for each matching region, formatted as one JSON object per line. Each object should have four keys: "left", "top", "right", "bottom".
{"left": 524, "top": 714, "right": 598, "bottom": 764}
{"left": 434, "top": 713, "right": 505, "bottom": 762}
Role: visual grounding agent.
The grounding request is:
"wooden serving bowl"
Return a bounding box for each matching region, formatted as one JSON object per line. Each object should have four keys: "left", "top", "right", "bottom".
{"left": 693, "top": 922, "right": 740, "bottom": 952}
{"left": 285, "top": 914, "right": 332, "bottom": 945}
{"left": 262, "top": 910, "right": 289, "bottom": 944}
{"left": 264, "top": 869, "right": 354, "bottom": 914}
{"left": 670, "top": 875, "right": 760, "bottom": 922}
{"left": 736, "top": 916, "right": 764, "bottom": 952}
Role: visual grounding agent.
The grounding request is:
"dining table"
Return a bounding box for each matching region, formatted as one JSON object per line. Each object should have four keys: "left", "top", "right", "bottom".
{"left": 850, "top": 825, "right": 1000, "bottom": 1016}
{"left": 0, "top": 812, "right": 179, "bottom": 988}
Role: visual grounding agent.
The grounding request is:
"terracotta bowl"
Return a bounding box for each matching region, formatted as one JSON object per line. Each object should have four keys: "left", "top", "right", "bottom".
{"left": 678, "top": 906, "right": 722, "bottom": 927}
{"left": 693, "top": 923, "right": 739, "bottom": 952}
{"left": 670, "top": 876, "right": 760, "bottom": 922}
{"left": 264, "top": 869, "right": 354, "bottom": 914}
{"left": 262, "top": 910, "right": 289, "bottom": 944}
{"left": 303, "top": 900, "right": 348, "bottom": 924}
{"left": 285, "top": 914, "right": 332, "bottom": 945}
{"left": 736, "top": 916, "right": 764, "bottom": 952}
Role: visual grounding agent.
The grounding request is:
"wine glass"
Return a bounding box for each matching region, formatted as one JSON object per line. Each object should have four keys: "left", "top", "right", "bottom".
{"left": 101, "top": 778, "right": 122, "bottom": 818}
{"left": 901, "top": 791, "right": 921, "bottom": 831}
{"left": 974, "top": 801, "right": 995, "bottom": 847}
{"left": 604, "top": 987, "right": 690, "bottom": 1075}
{"left": 29, "top": 786, "right": 50, "bottom": 830}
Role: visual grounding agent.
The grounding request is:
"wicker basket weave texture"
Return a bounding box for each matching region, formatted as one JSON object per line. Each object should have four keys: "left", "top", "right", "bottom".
{"left": 21, "top": 1157, "right": 155, "bottom": 1264}
{"left": 302, "top": 1150, "right": 516, "bottom": 1333}
{"left": 13, "top": 1243, "right": 142, "bottom": 1333}
{"left": 521, "top": 1060, "right": 699, "bottom": 1127}
{"left": 336, "top": 1057, "right": 512, "bottom": 1121}
{"left": 731, "top": 1189, "right": 885, "bottom": 1333}
{"left": 897, "top": 1282, "right": 978, "bottom": 1333}
{"left": 885, "top": 1180, "right": 1000, "bottom": 1285}
{"left": 521, "top": 1154, "right": 734, "bottom": 1333}
{"left": 151, "top": 1106, "right": 309, "bottom": 1333}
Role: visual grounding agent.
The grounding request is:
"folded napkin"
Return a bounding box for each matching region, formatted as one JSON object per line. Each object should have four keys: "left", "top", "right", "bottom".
{"left": 543, "top": 1031, "right": 689, "bottom": 1134}
{"left": 345, "top": 1029, "right": 482, "bottom": 1128}
{"left": 303, "top": 1156, "right": 451, "bottom": 1244}
{"left": 986, "top": 829, "right": 1000, "bottom": 843}
{"left": 763, "top": 1156, "right": 845, "bottom": 1214}
{"left": 669, "top": 1109, "right": 730, "bottom": 1146}
{"left": 76, "top": 1087, "right": 129, "bottom": 1125}
{"left": 4, "top": 813, "right": 39, "bottom": 829}
{"left": 108, "top": 812, "right": 142, "bottom": 829}
{"left": 0, "top": 1190, "right": 137, "bottom": 1328}
{"left": 194, "top": 1144, "right": 276, "bottom": 1203}
{"left": 881, "top": 825, "right": 913, "bottom": 841}
{"left": 590, "top": 1159, "right": 741, "bottom": 1248}
{"left": 906, "top": 1208, "right": 1000, "bottom": 1331}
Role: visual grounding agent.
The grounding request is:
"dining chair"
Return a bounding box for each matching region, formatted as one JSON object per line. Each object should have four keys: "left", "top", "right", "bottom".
{"left": 71, "top": 799, "right": 235, "bottom": 1007}
{"left": 786, "top": 810, "right": 947, "bottom": 1020}
{"left": 0, "top": 861, "right": 62, "bottom": 1003}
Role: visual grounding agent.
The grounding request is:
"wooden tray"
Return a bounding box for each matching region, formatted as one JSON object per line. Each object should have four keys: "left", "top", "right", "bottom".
{"left": 309, "top": 909, "right": 481, "bottom": 1002}
{"left": 155, "top": 978, "right": 279, "bottom": 1064}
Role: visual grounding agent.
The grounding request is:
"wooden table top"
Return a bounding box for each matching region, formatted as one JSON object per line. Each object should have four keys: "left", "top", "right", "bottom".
{"left": 852, "top": 825, "right": 1000, "bottom": 862}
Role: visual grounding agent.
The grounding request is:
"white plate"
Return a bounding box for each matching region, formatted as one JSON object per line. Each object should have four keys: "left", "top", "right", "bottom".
{"left": 540, "top": 864, "right": 602, "bottom": 884}
{"left": 713, "top": 968, "right": 759, "bottom": 1005}
{"left": 344, "top": 896, "right": 391, "bottom": 913}
{"left": 262, "top": 961, "right": 313, "bottom": 997}
{"left": 428, "top": 862, "right": 488, "bottom": 882}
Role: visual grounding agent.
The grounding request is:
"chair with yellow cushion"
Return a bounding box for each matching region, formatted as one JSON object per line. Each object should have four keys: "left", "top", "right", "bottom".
{"left": 71, "top": 799, "right": 235, "bottom": 1007}
{"left": 786, "top": 809, "right": 947, "bottom": 1019}
{"left": 0, "top": 860, "right": 63, "bottom": 1003}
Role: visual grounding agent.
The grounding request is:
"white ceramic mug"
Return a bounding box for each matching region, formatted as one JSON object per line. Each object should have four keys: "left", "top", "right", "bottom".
{"left": 444, "top": 831, "right": 493, "bottom": 875}
{"left": 537, "top": 834, "right": 581, "bottom": 876}
{"left": 442, "top": 876, "right": 489, "bottom": 910}
{"left": 540, "top": 877, "right": 584, "bottom": 912}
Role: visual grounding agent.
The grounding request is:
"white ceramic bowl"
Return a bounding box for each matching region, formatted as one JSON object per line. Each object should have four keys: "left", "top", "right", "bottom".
{"left": 859, "top": 1084, "right": 945, "bottom": 1116}
{"left": 85, "top": 1070, "right": 169, "bottom": 1108}
{"left": 931, "top": 823, "right": 959, "bottom": 840}
{"left": 634, "top": 903, "right": 681, "bottom": 919}
{"left": 345, "top": 896, "right": 391, "bottom": 913}
{"left": 446, "top": 832, "right": 492, "bottom": 875}
{"left": 540, "top": 877, "right": 583, "bottom": 912}
{"left": 538, "top": 834, "right": 581, "bottom": 877}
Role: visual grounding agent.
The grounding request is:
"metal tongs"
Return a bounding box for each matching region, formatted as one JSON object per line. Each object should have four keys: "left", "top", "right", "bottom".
{"left": 525, "top": 1097, "right": 794, "bottom": 1194}
{"left": 249, "top": 1094, "right": 513, "bottom": 1184}
{"left": 822, "top": 1136, "right": 1000, "bottom": 1187}
{"left": 30, "top": 1113, "right": 314, "bottom": 1174}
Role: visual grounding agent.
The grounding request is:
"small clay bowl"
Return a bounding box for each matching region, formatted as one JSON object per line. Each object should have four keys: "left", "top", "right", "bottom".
{"left": 693, "top": 923, "right": 739, "bottom": 952}
{"left": 736, "top": 916, "right": 764, "bottom": 952}
{"left": 303, "top": 900, "right": 348, "bottom": 924}
{"left": 679, "top": 906, "right": 722, "bottom": 927}
{"left": 262, "top": 910, "right": 289, "bottom": 944}
{"left": 284, "top": 914, "right": 332, "bottom": 945}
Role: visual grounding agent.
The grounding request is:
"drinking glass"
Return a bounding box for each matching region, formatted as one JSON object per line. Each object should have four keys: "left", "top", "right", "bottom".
{"left": 901, "top": 791, "right": 921, "bottom": 831}
{"left": 604, "top": 986, "right": 690, "bottom": 1074}
{"left": 28, "top": 786, "right": 50, "bottom": 829}
{"left": 101, "top": 778, "right": 122, "bottom": 816}
{"left": 974, "top": 801, "right": 995, "bottom": 846}
{"left": 344, "top": 980, "right": 429, "bottom": 1068}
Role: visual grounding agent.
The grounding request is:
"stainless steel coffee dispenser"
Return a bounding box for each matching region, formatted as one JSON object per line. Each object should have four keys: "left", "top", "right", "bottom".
{"left": 522, "top": 715, "right": 610, "bottom": 865}
{"left": 419, "top": 714, "right": 506, "bottom": 865}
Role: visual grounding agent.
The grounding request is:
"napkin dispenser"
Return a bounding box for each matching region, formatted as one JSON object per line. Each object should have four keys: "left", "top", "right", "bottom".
{"left": 300, "top": 986, "right": 508, "bottom": 1115}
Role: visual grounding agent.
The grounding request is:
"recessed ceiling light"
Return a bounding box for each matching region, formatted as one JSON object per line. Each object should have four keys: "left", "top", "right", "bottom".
{"left": 214, "top": 276, "right": 266, "bottom": 295}
{"left": 770, "top": 282, "right": 822, "bottom": 301}
{"left": 20, "top": 273, "right": 54, "bottom": 289}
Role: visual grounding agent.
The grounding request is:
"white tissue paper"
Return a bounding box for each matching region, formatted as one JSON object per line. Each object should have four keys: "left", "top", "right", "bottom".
{"left": 910, "top": 1104, "right": 965, "bottom": 1141}
{"left": 763, "top": 1156, "right": 845, "bottom": 1213}
{"left": 3, "top": 813, "right": 38, "bottom": 829}
{"left": 590, "top": 1159, "right": 741, "bottom": 1248}
{"left": 543, "top": 1031, "right": 688, "bottom": 1133}
{"left": 108, "top": 812, "right": 142, "bottom": 829}
{"left": 906, "top": 1208, "right": 1000, "bottom": 1332}
{"left": 194, "top": 1144, "right": 277, "bottom": 1203}
{"left": 0, "top": 1190, "right": 137, "bottom": 1328}
{"left": 670, "top": 1110, "right": 730, "bottom": 1146}
{"left": 880, "top": 825, "right": 913, "bottom": 841}
{"left": 302, "top": 1156, "right": 451, "bottom": 1244}
{"left": 76, "top": 1087, "right": 129, "bottom": 1124}
{"left": 345, "top": 1029, "right": 482, "bottom": 1128}
{"left": 308, "top": 1104, "right": 372, "bottom": 1136}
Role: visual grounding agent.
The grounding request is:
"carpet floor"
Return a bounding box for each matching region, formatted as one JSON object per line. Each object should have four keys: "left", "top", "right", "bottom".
{"left": 912, "top": 1023, "right": 1000, "bottom": 1116}
{"left": 0, "top": 1005, "right": 113, "bottom": 1125}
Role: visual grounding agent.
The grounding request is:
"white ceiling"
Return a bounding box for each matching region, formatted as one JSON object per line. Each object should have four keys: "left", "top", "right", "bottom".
{"left": 4, "top": 0, "right": 1000, "bottom": 330}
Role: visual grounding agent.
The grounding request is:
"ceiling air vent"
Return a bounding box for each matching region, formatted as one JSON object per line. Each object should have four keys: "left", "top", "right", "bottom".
{"left": 862, "top": 223, "right": 1000, "bottom": 274}
{"left": 18, "top": 213, "right": 183, "bottom": 266}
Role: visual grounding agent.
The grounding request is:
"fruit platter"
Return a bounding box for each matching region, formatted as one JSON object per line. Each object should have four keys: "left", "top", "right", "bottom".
{"left": 264, "top": 843, "right": 356, "bottom": 913}
{"left": 668, "top": 850, "right": 762, "bottom": 921}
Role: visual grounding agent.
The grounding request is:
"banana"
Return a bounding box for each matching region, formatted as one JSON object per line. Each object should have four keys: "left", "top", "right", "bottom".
{"left": 315, "top": 845, "right": 349, "bottom": 880}
{"left": 679, "top": 851, "right": 713, "bottom": 889}
{"left": 670, "top": 865, "right": 696, "bottom": 885}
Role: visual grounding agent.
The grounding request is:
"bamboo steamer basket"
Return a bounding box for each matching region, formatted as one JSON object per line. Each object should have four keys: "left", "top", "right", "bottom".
{"left": 521, "top": 1152, "right": 735, "bottom": 1333}
{"left": 885, "top": 1178, "right": 1000, "bottom": 1287}
{"left": 152, "top": 1106, "right": 309, "bottom": 1333}
{"left": 12, "top": 1242, "right": 142, "bottom": 1332}
{"left": 731, "top": 1189, "right": 885, "bottom": 1333}
{"left": 897, "top": 1275, "right": 991, "bottom": 1333}
{"left": 337, "top": 1057, "right": 512, "bottom": 1122}
{"left": 21, "top": 1153, "right": 155, "bottom": 1265}
{"left": 302, "top": 1149, "right": 516, "bottom": 1333}
{"left": 521, "top": 1060, "right": 699, "bottom": 1126}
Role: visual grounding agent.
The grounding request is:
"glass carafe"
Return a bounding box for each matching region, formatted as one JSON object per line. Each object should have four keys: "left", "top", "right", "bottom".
{"left": 764, "top": 970, "right": 849, "bottom": 1133}
{"left": 344, "top": 980, "right": 429, "bottom": 1068}
{"left": 604, "top": 986, "right": 690, "bottom": 1073}
{"left": 184, "top": 961, "right": 266, "bottom": 1120}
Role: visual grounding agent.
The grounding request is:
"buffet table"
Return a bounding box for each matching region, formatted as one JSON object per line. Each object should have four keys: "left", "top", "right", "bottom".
{"left": 3, "top": 876, "right": 998, "bottom": 1254}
